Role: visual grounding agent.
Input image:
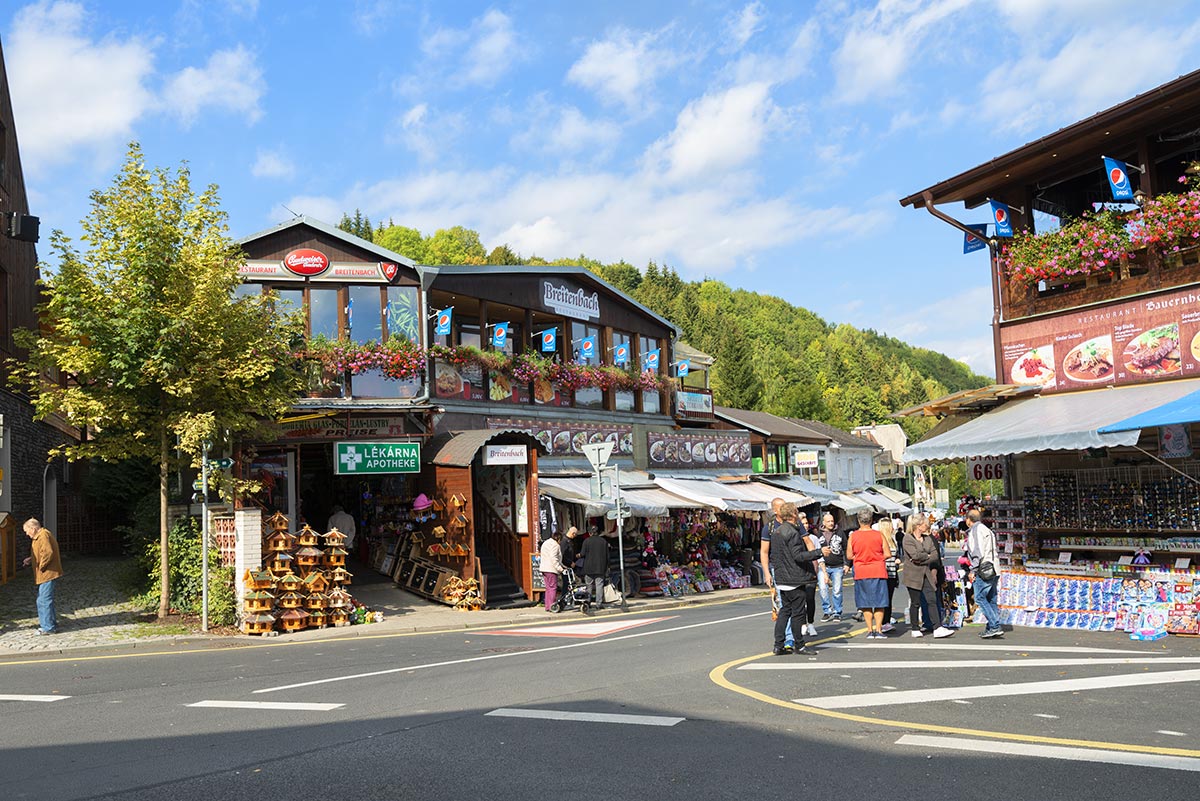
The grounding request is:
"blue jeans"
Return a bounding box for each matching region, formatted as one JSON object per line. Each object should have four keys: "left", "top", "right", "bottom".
{"left": 973, "top": 575, "right": 1000, "bottom": 631}
{"left": 37, "top": 578, "right": 58, "bottom": 633}
{"left": 819, "top": 565, "right": 844, "bottom": 615}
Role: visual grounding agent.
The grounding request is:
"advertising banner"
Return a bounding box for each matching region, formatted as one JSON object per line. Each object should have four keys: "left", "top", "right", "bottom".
{"left": 487, "top": 417, "right": 634, "bottom": 456}
{"left": 646, "top": 430, "right": 751, "bottom": 470}
{"left": 999, "top": 285, "right": 1200, "bottom": 393}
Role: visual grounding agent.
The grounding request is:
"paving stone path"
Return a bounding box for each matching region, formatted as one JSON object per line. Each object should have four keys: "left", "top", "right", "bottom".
{"left": 0, "top": 556, "right": 194, "bottom": 652}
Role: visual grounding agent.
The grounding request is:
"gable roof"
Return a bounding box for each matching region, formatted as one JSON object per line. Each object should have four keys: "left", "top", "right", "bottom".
{"left": 236, "top": 215, "right": 429, "bottom": 280}
{"left": 786, "top": 418, "right": 882, "bottom": 450}
{"left": 713, "top": 406, "right": 827, "bottom": 441}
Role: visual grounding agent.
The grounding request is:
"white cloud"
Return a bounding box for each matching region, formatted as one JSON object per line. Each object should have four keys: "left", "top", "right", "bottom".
{"left": 420, "top": 10, "right": 520, "bottom": 88}
{"left": 162, "top": 45, "right": 265, "bottom": 125}
{"left": 832, "top": 0, "right": 973, "bottom": 104}
{"left": 566, "top": 27, "right": 678, "bottom": 111}
{"left": 7, "top": 0, "right": 156, "bottom": 174}
{"left": 980, "top": 24, "right": 1200, "bottom": 133}
{"left": 725, "top": 2, "right": 766, "bottom": 52}
{"left": 645, "top": 83, "right": 775, "bottom": 183}
{"left": 996, "top": 0, "right": 1132, "bottom": 36}
{"left": 510, "top": 99, "right": 621, "bottom": 158}
{"left": 352, "top": 0, "right": 400, "bottom": 34}
{"left": 727, "top": 18, "right": 819, "bottom": 86}
{"left": 251, "top": 148, "right": 294, "bottom": 179}
{"left": 390, "top": 103, "right": 466, "bottom": 162}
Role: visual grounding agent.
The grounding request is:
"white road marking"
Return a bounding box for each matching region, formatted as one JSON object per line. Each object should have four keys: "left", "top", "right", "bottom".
{"left": 819, "top": 643, "right": 1139, "bottom": 654}
{"left": 0, "top": 694, "right": 70, "bottom": 702}
{"left": 187, "top": 695, "right": 345, "bottom": 709}
{"left": 1158, "top": 730, "right": 1188, "bottom": 737}
{"left": 896, "top": 734, "right": 1200, "bottom": 773}
{"left": 881, "top": 685, "right": 898, "bottom": 690}
{"left": 486, "top": 708, "right": 684, "bottom": 727}
{"left": 188, "top": 700, "right": 344, "bottom": 711}
{"left": 479, "top": 617, "right": 673, "bottom": 639}
{"left": 743, "top": 657, "right": 1200, "bottom": 671}
{"left": 796, "top": 668, "right": 1200, "bottom": 709}
{"left": 952, "top": 700, "right": 973, "bottom": 705}
{"left": 1035, "top": 713, "right": 1059, "bottom": 719}
{"left": 255, "top": 611, "right": 766, "bottom": 694}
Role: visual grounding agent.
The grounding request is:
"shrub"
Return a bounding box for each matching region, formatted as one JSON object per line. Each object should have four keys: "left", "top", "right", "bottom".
{"left": 132, "top": 516, "right": 236, "bottom": 626}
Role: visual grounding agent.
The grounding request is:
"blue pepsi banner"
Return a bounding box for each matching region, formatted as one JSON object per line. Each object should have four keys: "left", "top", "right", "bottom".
{"left": 434, "top": 307, "right": 453, "bottom": 337}
{"left": 1103, "top": 156, "right": 1135, "bottom": 202}
{"left": 613, "top": 342, "right": 630, "bottom": 365}
{"left": 963, "top": 223, "right": 988, "bottom": 254}
{"left": 578, "top": 335, "right": 597, "bottom": 362}
{"left": 643, "top": 348, "right": 660, "bottom": 371}
{"left": 539, "top": 328, "right": 557, "bottom": 353}
{"left": 491, "top": 322, "right": 509, "bottom": 349}
{"left": 677, "top": 359, "right": 689, "bottom": 377}
{"left": 989, "top": 200, "right": 1013, "bottom": 237}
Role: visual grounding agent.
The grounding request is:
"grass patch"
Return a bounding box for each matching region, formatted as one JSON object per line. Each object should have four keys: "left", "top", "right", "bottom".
{"left": 110, "top": 622, "right": 192, "bottom": 639}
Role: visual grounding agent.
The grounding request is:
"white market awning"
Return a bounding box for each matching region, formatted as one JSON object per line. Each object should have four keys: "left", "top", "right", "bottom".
{"left": 903, "top": 378, "right": 1200, "bottom": 464}
{"left": 538, "top": 477, "right": 700, "bottom": 517}
{"left": 653, "top": 477, "right": 810, "bottom": 512}
{"left": 752, "top": 474, "right": 840, "bottom": 503}
{"left": 829, "top": 493, "right": 872, "bottom": 514}
{"left": 853, "top": 490, "right": 909, "bottom": 515}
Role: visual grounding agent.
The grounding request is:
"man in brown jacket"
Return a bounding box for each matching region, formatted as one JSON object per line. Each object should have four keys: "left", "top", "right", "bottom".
{"left": 22, "top": 517, "right": 63, "bottom": 635}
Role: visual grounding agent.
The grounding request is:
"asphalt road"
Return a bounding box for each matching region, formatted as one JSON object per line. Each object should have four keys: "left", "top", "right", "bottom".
{"left": 2, "top": 596, "right": 1199, "bottom": 800}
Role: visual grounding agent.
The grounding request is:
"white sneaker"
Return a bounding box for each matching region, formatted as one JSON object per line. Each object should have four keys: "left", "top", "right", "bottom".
{"left": 804, "top": 623, "right": 817, "bottom": 636}
{"left": 881, "top": 623, "right": 895, "bottom": 633}
{"left": 933, "top": 626, "right": 955, "bottom": 638}
{"left": 910, "top": 630, "right": 924, "bottom": 638}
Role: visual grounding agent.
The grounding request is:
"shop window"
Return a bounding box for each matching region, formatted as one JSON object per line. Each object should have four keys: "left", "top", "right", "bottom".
{"left": 639, "top": 333, "right": 662, "bottom": 414}
{"left": 571, "top": 321, "right": 600, "bottom": 364}
{"left": 350, "top": 369, "right": 422, "bottom": 399}
{"left": 267, "top": 287, "right": 303, "bottom": 317}
{"left": 310, "top": 287, "right": 340, "bottom": 340}
{"left": 348, "top": 285, "right": 383, "bottom": 344}
{"left": 233, "top": 282, "right": 261, "bottom": 300}
{"left": 494, "top": 321, "right": 521, "bottom": 355}
{"left": 385, "top": 286, "right": 420, "bottom": 344}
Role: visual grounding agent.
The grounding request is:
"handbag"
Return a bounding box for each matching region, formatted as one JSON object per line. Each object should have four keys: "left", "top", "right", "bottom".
{"left": 977, "top": 560, "right": 998, "bottom": 581}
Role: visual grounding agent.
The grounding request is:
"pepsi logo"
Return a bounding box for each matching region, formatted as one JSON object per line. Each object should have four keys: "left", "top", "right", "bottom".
{"left": 1110, "top": 167, "right": 1128, "bottom": 188}
{"left": 967, "top": 234, "right": 978, "bottom": 242}
{"left": 494, "top": 328, "right": 507, "bottom": 343}
{"left": 994, "top": 208, "right": 1008, "bottom": 224}
{"left": 616, "top": 346, "right": 627, "bottom": 357}
{"left": 438, "top": 314, "right": 450, "bottom": 327}
{"left": 542, "top": 332, "right": 554, "bottom": 345}
{"left": 582, "top": 340, "right": 594, "bottom": 354}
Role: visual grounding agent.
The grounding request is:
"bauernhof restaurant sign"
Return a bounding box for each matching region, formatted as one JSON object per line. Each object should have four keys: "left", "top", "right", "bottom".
{"left": 1000, "top": 284, "right": 1200, "bottom": 393}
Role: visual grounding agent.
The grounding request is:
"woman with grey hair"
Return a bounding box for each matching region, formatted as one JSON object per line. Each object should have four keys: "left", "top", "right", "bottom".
{"left": 903, "top": 514, "right": 954, "bottom": 638}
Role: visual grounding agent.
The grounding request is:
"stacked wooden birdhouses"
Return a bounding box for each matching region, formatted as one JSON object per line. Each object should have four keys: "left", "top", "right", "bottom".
{"left": 241, "top": 518, "right": 373, "bottom": 635}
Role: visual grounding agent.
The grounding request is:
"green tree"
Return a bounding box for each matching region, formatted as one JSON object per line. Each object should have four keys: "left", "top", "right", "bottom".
{"left": 425, "top": 226, "right": 487, "bottom": 264}
{"left": 13, "top": 144, "right": 305, "bottom": 619}
{"left": 338, "top": 208, "right": 374, "bottom": 240}
{"left": 712, "top": 322, "right": 763, "bottom": 410}
{"left": 486, "top": 244, "right": 523, "bottom": 265}
{"left": 374, "top": 224, "right": 428, "bottom": 262}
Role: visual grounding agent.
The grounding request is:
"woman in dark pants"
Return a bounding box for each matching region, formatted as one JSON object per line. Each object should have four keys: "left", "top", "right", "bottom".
{"left": 879, "top": 518, "right": 901, "bottom": 633}
{"left": 902, "top": 514, "right": 954, "bottom": 637}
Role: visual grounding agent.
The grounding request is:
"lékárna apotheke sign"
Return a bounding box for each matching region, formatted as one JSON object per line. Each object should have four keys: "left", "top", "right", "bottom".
{"left": 335, "top": 441, "right": 421, "bottom": 474}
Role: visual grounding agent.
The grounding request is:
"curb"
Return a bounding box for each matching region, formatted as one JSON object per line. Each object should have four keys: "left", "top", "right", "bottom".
{"left": 0, "top": 588, "right": 772, "bottom": 662}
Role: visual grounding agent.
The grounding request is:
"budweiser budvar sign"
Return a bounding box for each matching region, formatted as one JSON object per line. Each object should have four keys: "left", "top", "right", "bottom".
{"left": 283, "top": 248, "right": 330, "bottom": 277}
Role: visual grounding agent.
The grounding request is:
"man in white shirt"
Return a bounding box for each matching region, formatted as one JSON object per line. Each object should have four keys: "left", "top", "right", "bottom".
{"left": 965, "top": 509, "right": 1003, "bottom": 638}
{"left": 327, "top": 504, "right": 357, "bottom": 553}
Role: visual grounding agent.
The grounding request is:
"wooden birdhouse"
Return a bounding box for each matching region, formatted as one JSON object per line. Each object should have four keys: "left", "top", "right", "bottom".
{"left": 304, "top": 591, "right": 328, "bottom": 611}
{"left": 330, "top": 608, "right": 350, "bottom": 627}
{"left": 302, "top": 571, "right": 330, "bottom": 594}
{"left": 279, "top": 608, "right": 309, "bottom": 632}
{"left": 266, "top": 529, "right": 295, "bottom": 553}
{"left": 277, "top": 573, "right": 304, "bottom": 593}
{"left": 329, "top": 567, "right": 353, "bottom": 585}
{"left": 278, "top": 591, "right": 303, "bottom": 610}
{"left": 267, "top": 551, "right": 295, "bottom": 575}
{"left": 448, "top": 512, "right": 468, "bottom": 533}
{"left": 243, "top": 590, "right": 274, "bottom": 614}
{"left": 243, "top": 613, "right": 275, "bottom": 635}
{"left": 243, "top": 569, "right": 275, "bottom": 590}
{"left": 449, "top": 493, "right": 467, "bottom": 508}
{"left": 308, "top": 608, "right": 328, "bottom": 628}
{"left": 323, "top": 547, "right": 348, "bottom": 568}
{"left": 295, "top": 546, "right": 324, "bottom": 570}
{"left": 296, "top": 524, "right": 320, "bottom": 547}
{"left": 266, "top": 511, "right": 290, "bottom": 533}
{"left": 327, "top": 587, "right": 352, "bottom": 608}
{"left": 323, "top": 528, "right": 348, "bottom": 547}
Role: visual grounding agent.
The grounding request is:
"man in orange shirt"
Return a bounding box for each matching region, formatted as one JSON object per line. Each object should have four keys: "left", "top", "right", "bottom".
{"left": 22, "top": 517, "right": 63, "bottom": 635}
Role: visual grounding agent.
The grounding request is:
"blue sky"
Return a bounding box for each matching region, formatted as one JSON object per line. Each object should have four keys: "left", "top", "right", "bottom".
{"left": 6, "top": 0, "right": 1200, "bottom": 376}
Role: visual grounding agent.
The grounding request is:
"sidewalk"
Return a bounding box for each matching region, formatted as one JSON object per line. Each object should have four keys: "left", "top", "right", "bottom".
{"left": 0, "top": 555, "right": 772, "bottom": 659}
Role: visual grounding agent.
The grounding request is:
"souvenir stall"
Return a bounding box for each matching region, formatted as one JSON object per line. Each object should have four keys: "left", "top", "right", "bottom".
{"left": 638, "top": 508, "right": 756, "bottom": 598}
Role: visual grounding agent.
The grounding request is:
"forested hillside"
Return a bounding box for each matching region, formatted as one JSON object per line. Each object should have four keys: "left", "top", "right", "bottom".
{"left": 338, "top": 213, "right": 990, "bottom": 438}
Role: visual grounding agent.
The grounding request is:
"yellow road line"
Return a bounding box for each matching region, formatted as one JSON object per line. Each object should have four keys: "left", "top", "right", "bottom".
{"left": 709, "top": 637, "right": 1200, "bottom": 759}
{"left": 0, "top": 592, "right": 764, "bottom": 666}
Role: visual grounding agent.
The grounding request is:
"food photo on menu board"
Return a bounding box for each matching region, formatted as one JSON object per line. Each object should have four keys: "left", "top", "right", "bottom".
{"left": 647, "top": 433, "right": 751, "bottom": 467}
{"left": 491, "top": 418, "right": 633, "bottom": 455}
{"left": 1122, "top": 323, "right": 1181, "bottom": 378}
{"left": 434, "top": 361, "right": 485, "bottom": 401}
{"left": 1062, "top": 335, "right": 1115, "bottom": 384}
{"left": 1007, "top": 344, "right": 1057, "bottom": 389}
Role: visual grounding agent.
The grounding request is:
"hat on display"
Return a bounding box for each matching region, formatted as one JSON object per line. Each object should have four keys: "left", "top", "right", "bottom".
{"left": 413, "top": 493, "right": 434, "bottom": 511}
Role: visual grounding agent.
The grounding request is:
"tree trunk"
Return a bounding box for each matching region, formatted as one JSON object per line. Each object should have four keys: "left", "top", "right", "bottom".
{"left": 158, "top": 429, "right": 170, "bottom": 619}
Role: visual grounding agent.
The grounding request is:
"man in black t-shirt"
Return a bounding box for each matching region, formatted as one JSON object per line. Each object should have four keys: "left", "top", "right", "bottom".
{"left": 817, "top": 511, "right": 846, "bottom": 621}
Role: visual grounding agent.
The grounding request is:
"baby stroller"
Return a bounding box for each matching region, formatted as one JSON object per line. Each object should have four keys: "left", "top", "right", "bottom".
{"left": 550, "top": 569, "right": 592, "bottom": 614}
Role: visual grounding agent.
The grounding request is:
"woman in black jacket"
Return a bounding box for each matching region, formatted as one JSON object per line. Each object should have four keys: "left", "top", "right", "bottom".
{"left": 769, "top": 502, "right": 830, "bottom": 655}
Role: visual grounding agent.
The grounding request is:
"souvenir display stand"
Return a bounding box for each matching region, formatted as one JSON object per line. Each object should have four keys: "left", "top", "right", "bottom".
{"left": 240, "top": 512, "right": 378, "bottom": 635}
{"left": 386, "top": 491, "right": 480, "bottom": 608}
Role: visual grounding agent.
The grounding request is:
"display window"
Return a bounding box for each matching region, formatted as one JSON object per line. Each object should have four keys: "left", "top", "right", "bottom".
{"left": 309, "top": 287, "right": 340, "bottom": 340}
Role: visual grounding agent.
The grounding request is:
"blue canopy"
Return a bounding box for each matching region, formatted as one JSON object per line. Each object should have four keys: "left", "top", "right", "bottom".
{"left": 1097, "top": 388, "right": 1200, "bottom": 433}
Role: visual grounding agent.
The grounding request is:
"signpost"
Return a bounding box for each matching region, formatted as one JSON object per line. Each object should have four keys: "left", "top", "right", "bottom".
{"left": 581, "top": 442, "right": 628, "bottom": 609}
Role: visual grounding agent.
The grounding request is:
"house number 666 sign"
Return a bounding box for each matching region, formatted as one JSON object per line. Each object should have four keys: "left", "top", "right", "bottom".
{"left": 967, "top": 456, "right": 1005, "bottom": 481}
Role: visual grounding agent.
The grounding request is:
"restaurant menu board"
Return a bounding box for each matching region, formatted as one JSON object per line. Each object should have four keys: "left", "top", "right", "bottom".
{"left": 433, "top": 360, "right": 485, "bottom": 401}
{"left": 487, "top": 417, "right": 634, "bottom": 456}
{"left": 646, "top": 430, "right": 751, "bottom": 469}
{"left": 487, "top": 370, "right": 531, "bottom": 404}
{"left": 1000, "top": 285, "right": 1200, "bottom": 392}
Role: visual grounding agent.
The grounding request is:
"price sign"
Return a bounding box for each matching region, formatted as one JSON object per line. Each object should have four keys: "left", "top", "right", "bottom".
{"left": 967, "top": 456, "right": 1005, "bottom": 481}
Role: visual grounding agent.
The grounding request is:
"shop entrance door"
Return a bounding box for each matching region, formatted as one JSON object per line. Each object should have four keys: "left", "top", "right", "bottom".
{"left": 472, "top": 459, "right": 534, "bottom": 605}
